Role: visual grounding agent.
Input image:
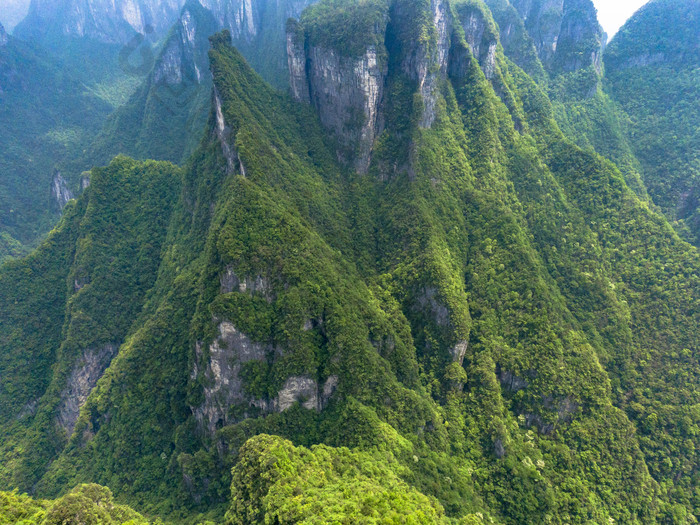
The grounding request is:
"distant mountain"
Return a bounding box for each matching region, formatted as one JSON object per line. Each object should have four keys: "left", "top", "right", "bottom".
{"left": 0, "top": 0, "right": 30, "bottom": 33}
{"left": 0, "top": 22, "right": 113, "bottom": 258}
{"left": 605, "top": 0, "right": 700, "bottom": 245}
{"left": 82, "top": 0, "right": 319, "bottom": 169}
{"left": 14, "top": 0, "right": 184, "bottom": 46}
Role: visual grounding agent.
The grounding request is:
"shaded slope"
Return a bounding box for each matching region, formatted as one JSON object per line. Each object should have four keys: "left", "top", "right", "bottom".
{"left": 0, "top": 28, "right": 114, "bottom": 253}
{"left": 605, "top": 0, "right": 700, "bottom": 245}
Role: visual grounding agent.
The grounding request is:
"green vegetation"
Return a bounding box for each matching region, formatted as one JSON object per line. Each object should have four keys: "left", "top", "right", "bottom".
{"left": 0, "top": 484, "right": 153, "bottom": 525}
{"left": 0, "top": 34, "right": 114, "bottom": 249}
{"left": 0, "top": 0, "right": 698, "bottom": 523}
{"left": 605, "top": 0, "right": 700, "bottom": 245}
{"left": 226, "top": 434, "right": 474, "bottom": 524}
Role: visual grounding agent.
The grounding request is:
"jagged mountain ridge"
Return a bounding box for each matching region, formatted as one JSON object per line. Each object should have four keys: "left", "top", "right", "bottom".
{"left": 81, "top": 0, "right": 319, "bottom": 169}
{"left": 0, "top": 0, "right": 319, "bottom": 256}
{"left": 0, "top": 0, "right": 699, "bottom": 523}
{"left": 14, "top": 0, "right": 185, "bottom": 46}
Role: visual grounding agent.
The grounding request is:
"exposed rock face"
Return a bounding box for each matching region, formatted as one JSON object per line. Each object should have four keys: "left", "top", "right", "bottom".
{"left": 321, "top": 375, "right": 338, "bottom": 408}
{"left": 498, "top": 369, "right": 530, "bottom": 392}
{"left": 213, "top": 87, "right": 240, "bottom": 175}
{"left": 193, "top": 319, "right": 325, "bottom": 434}
{"left": 57, "top": 344, "right": 118, "bottom": 435}
{"left": 0, "top": 23, "right": 7, "bottom": 46}
{"left": 509, "top": 0, "right": 603, "bottom": 73}
{"left": 288, "top": 0, "right": 511, "bottom": 172}
{"left": 16, "top": 0, "right": 184, "bottom": 44}
{"left": 511, "top": 0, "right": 563, "bottom": 65}
{"left": 286, "top": 20, "right": 310, "bottom": 102}
{"left": 456, "top": 5, "right": 498, "bottom": 79}
{"left": 273, "top": 376, "right": 318, "bottom": 412}
{"left": 220, "top": 266, "right": 273, "bottom": 301}
{"left": 198, "top": 0, "right": 261, "bottom": 41}
{"left": 287, "top": 20, "right": 388, "bottom": 173}
{"left": 554, "top": 0, "right": 603, "bottom": 73}
{"left": 51, "top": 171, "right": 74, "bottom": 210}
{"left": 417, "top": 0, "right": 452, "bottom": 128}
{"left": 307, "top": 45, "right": 387, "bottom": 173}
{"left": 394, "top": 0, "right": 452, "bottom": 129}
{"left": 153, "top": 5, "right": 204, "bottom": 86}
{"left": 198, "top": 0, "right": 316, "bottom": 44}
{"left": 193, "top": 321, "right": 270, "bottom": 434}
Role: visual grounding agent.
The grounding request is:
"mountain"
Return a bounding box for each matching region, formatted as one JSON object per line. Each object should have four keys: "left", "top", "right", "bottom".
{"left": 80, "top": 0, "right": 319, "bottom": 170}
{"left": 0, "top": 0, "right": 185, "bottom": 257}
{"left": 0, "top": 0, "right": 31, "bottom": 33}
{"left": 14, "top": 0, "right": 184, "bottom": 47}
{"left": 605, "top": 0, "right": 700, "bottom": 245}
{"left": 0, "top": 0, "right": 321, "bottom": 262}
{"left": 1, "top": 0, "right": 699, "bottom": 523}
{"left": 0, "top": 23, "right": 114, "bottom": 259}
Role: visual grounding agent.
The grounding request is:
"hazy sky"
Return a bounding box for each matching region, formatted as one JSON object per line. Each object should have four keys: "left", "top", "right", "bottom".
{"left": 0, "top": 0, "right": 31, "bottom": 32}
{"left": 592, "top": 0, "right": 651, "bottom": 39}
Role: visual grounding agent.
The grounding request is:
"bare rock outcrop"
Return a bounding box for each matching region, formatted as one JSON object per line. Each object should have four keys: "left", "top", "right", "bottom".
{"left": 57, "top": 344, "right": 118, "bottom": 435}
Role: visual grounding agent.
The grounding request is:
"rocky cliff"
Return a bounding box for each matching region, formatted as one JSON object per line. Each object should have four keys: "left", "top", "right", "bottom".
{"left": 288, "top": 0, "right": 518, "bottom": 172}
{"left": 15, "top": 0, "right": 184, "bottom": 45}
{"left": 288, "top": 13, "right": 388, "bottom": 172}
{"left": 497, "top": 0, "right": 604, "bottom": 75}
{"left": 0, "top": 23, "right": 7, "bottom": 47}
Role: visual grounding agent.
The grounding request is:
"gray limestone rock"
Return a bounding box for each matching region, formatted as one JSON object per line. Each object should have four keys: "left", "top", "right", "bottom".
{"left": 288, "top": 13, "right": 388, "bottom": 174}
{"left": 16, "top": 0, "right": 184, "bottom": 44}
{"left": 57, "top": 344, "right": 118, "bottom": 435}
{"left": 193, "top": 321, "right": 269, "bottom": 433}
{"left": 273, "top": 376, "right": 319, "bottom": 412}
{"left": 51, "top": 171, "right": 74, "bottom": 210}
{"left": 457, "top": 6, "right": 498, "bottom": 79}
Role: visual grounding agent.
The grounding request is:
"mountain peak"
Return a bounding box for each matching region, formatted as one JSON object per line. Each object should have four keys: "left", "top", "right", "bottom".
{"left": 15, "top": 0, "right": 185, "bottom": 45}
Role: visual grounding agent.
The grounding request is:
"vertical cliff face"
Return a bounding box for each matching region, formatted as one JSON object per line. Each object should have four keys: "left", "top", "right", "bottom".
{"left": 511, "top": 0, "right": 563, "bottom": 65}
{"left": 287, "top": 0, "right": 510, "bottom": 172}
{"left": 153, "top": 2, "right": 211, "bottom": 86}
{"left": 197, "top": 0, "right": 261, "bottom": 41}
{"left": 287, "top": 5, "right": 389, "bottom": 173}
{"left": 507, "top": 0, "right": 603, "bottom": 74}
{"left": 57, "top": 344, "right": 118, "bottom": 435}
{"left": 15, "top": 0, "right": 184, "bottom": 44}
{"left": 286, "top": 19, "right": 310, "bottom": 102}
{"left": 553, "top": 0, "right": 603, "bottom": 73}
{"left": 307, "top": 45, "right": 387, "bottom": 173}
{"left": 50, "top": 171, "right": 75, "bottom": 210}
{"left": 455, "top": 2, "right": 499, "bottom": 80}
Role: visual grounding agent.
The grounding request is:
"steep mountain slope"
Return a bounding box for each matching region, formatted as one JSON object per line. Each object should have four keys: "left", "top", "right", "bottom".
{"left": 0, "top": 0, "right": 178, "bottom": 257}
{"left": 0, "top": 0, "right": 698, "bottom": 523}
{"left": 483, "top": 0, "right": 649, "bottom": 198}
{"left": 84, "top": 0, "right": 319, "bottom": 170}
{"left": 0, "top": 24, "right": 113, "bottom": 258}
{"left": 605, "top": 0, "right": 700, "bottom": 245}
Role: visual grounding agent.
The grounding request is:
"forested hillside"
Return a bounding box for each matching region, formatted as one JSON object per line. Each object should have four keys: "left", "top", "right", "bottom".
{"left": 0, "top": 0, "right": 698, "bottom": 524}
